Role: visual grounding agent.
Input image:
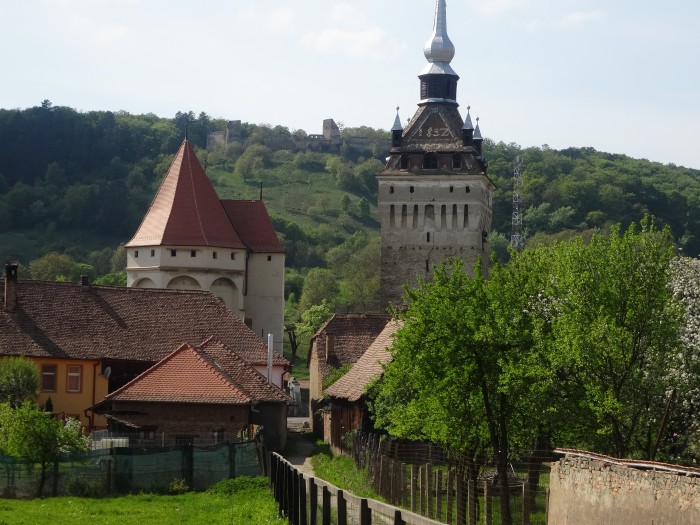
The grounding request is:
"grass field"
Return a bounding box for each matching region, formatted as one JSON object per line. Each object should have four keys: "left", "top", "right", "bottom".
{"left": 0, "top": 483, "right": 286, "bottom": 525}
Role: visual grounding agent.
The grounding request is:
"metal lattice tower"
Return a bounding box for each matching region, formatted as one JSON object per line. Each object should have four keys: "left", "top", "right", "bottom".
{"left": 510, "top": 155, "right": 524, "bottom": 251}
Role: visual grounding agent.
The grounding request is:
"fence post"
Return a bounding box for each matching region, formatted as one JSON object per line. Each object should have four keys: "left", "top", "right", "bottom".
{"left": 291, "top": 466, "right": 299, "bottom": 525}
{"left": 309, "top": 477, "right": 318, "bottom": 525}
{"left": 426, "top": 463, "right": 433, "bottom": 518}
{"left": 468, "top": 476, "right": 476, "bottom": 525}
{"left": 436, "top": 469, "right": 443, "bottom": 522}
{"left": 522, "top": 481, "right": 530, "bottom": 525}
{"left": 456, "top": 468, "right": 466, "bottom": 525}
{"left": 322, "top": 484, "right": 331, "bottom": 525}
{"left": 483, "top": 481, "right": 491, "bottom": 525}
{"left": 411, "top": 464, "right": 417, "bottom": 513}
{"left": 229, "top": 442, "right": 236, "bottom": 478}
{"left": 360, "top": 498, "right": 371, "bottom": 525}
{"left": 337, "top": 489, "right": 347, "bottom": 525}
{"left": 299, "top": 472, "right": 307, "bottom": 525}
{"left": 446, "top": 468, "right": 455, "bottom": 525}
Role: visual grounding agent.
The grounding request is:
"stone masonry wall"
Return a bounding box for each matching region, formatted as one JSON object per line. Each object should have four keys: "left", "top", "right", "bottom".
{"left": 548, "top": 455, "right": 700, "bottom": 525}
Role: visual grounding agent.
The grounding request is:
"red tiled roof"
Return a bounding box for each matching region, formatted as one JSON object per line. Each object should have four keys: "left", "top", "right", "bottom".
{"left": 325, "top": 321, "right": 400, "bottom": 402}
{"left": 221, "top": 200, "right": 284, "bottom": 253}
{"left": 102, "top": 343, "right": 252, "bottom": 405}
{"left": 310, "top": 313, "right": 390, "bottom": 383}
{"left": 99, "top": 337, "right": 290, "bottom": 405}
{"left": 0, "top": 280, "right": 289, "bottom": 368}
{"left": 197, "top": 337, "right": 290, "bottom": 403}
{"left": 126, "top": 140, "right": 245, "bottom": 249}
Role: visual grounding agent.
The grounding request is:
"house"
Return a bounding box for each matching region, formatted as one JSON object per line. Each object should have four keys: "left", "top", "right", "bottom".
{"left": 92, "top": 336, "right": 290, "bottom": 449}
{"left": 324, "top": 321, "right": 399, "bottom": 453}
{"left": 126, "top": 139, "right": 285, "bottom": 349}
{"left": 0, "top": 263, "right": 290, "bottom": 446}
{"left": 307, "top": 313, "right": 389, "bottom": 438}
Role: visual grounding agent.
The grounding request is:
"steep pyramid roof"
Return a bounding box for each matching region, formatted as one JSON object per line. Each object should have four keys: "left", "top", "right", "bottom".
{"left": 127, "top": 140, "right": 245, "bottom": 249}
{"left": 221, "top": 200, "right": 285, "bottom": 253}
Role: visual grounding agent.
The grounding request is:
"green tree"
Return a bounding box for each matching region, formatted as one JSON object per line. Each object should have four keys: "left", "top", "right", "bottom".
{"left": 370, "top": 258, "right": 547, "bottom": 524}
{"left": 27, "top": 252, "right": 77, "bottom": 281}
{"left": 298, "top": 269, "right": 338, "bottom": 315}
{"left": 235, "top": 144, "right": 271, "bottom": 181}
{"left": 4, "top": 403, "right": 89, "bottom": 497}
{"left": 0, "top": 358, "right": 40, "bottom": 409}
{"left": 543, "top": 220, "right": 683, "bottom": 458}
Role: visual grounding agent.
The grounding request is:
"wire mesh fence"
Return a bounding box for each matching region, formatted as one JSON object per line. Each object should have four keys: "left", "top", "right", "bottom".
{"left": 0, "top": 439, "right": 263, "bottom": 499}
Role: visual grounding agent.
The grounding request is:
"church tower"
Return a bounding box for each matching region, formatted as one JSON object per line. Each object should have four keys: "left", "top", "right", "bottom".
{"left": 378, "top": 0, "right": 495, "bottom": 308}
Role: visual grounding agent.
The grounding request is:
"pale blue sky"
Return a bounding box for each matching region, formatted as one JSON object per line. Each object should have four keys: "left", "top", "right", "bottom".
{"left": 2, "top": 0, "right": 699, "bottom": 169}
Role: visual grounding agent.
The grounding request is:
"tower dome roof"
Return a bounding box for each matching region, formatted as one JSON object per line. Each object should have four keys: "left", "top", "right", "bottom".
{"left": 421, "top": 0, "right": 456, "bottom": 76}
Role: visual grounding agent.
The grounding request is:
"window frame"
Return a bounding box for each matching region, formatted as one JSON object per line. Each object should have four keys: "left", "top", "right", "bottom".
{"left": 41, "top": 364, "right": 57, "bottom": 393}
{"left": 66, "top": 364, "right": 82, "bottom": 393}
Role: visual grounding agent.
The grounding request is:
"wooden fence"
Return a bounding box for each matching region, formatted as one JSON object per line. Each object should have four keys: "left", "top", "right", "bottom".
{"left": 270, "top": 452, "right": 445, "bottom": 525}
{"left": 351, "top": 433, "right": 550, "bottom": 525}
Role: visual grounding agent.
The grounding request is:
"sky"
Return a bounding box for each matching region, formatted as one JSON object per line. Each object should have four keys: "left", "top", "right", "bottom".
{"left": 2, "top": 0, "right": 699, "bottom": 169}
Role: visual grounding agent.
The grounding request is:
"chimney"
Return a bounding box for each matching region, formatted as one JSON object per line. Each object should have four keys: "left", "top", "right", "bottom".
{"left": 80, "top": 275, "right": 90, "bottom": 288}
{"left": 325, "top": 333, "right": 335, "bottom": 362}
{"left": 4, "top": 262, "right": 18, "bottom": 312}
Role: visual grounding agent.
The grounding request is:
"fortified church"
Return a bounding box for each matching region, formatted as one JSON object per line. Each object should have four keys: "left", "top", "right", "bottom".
{"left": 125, "top": 139, "right": 285, "bottom": 348}
{"left": 378, "top": 0, "right": 494, "bottom": 307}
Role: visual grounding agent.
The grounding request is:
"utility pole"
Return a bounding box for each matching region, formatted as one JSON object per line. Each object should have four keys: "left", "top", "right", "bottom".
{"left": 510, "top": 155, "right": 524, "bottom": 252}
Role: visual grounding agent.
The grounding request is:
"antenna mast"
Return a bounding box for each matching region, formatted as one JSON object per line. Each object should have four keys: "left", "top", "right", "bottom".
{"left": 510, "top": 155, "right": 524, "bottom": 252}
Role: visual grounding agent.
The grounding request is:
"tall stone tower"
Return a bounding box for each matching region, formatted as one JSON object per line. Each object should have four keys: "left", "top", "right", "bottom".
{"left": 378, "top": 0, "right": 495, "bottom": 308}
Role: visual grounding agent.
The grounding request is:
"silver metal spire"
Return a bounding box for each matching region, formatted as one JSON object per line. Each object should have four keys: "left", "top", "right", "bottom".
{"left": 473, "top": 117, "right": 483, "bottom": 140}
{"left": 392, "top": 107, "right": 403, "bottom": 131}
{"left": 462, "top": 106, "right": 474, "bottom": 130}
{"left": 422, "top": 0, "right": 456, "bottom": 76}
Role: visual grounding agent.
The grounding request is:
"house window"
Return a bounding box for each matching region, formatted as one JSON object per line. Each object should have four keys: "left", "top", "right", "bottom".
{"left": 42, "top": 365, "right": 57, "bottom": 392}
{"left": 151, "top": 249, "right": 155, "bottom": 257}
{"left": 134, "top": 250, "right": 139, "bottom": 258}
{"left": 66, "top": 365, "right": 82, "bottom": 393}
{"left": 230, "top": 253, "right": 236, "bottom": 260}
{"left": 452, "top": 154, "right": 462, "bottom": 169}
{"left": 423, "top": 153, "right": 438, "bottom": 169}
{"left": 171, "top": 249, "right": 177, "bottom": 256}
{"left": 213, "top": 251, "right": 218, "bottom": 259}
{"left": 465, "top": 186, "right": 470, "bottom": 193}
{"left": 191, "top": 250, "right": 196, "bottom": 257}
{"left": 410, "top": 186, "right": 415, "bottom": 193}
{"left": 267, "top": 256, "right": 272, "bottom": 261}
{"left": 400, "top": 155, "right": 409, "bottom": 169}
{"left": 389, "top": 186, "right": 394, "bottom": 194}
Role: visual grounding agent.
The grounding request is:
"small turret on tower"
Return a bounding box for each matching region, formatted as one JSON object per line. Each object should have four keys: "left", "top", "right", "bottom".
{"left": 391, "top": 107, "right": 403, "bottom": 148}
{"left": 462, "top": 106, "right": 474, "bottom": 146}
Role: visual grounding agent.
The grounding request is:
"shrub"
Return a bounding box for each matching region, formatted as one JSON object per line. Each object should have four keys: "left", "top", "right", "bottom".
{"left": 168, "top": 478, "right": 190, "bottom": 495}
{"left": 207, "top": 476, "right": 268, "bottom": 495}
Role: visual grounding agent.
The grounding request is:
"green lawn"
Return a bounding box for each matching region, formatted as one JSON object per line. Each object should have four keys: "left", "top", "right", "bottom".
{"left": 0, "top": 487, "right": 286, "bottom": 525}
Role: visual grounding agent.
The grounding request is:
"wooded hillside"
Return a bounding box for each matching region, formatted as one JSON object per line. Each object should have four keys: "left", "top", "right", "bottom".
{"left": 1, "top": 102, "right": 699, "bottom": 313}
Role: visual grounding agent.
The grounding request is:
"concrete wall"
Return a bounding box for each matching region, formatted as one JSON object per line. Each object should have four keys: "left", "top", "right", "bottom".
{"left": 548, "top": 455, "right": 700, "bottom": 525}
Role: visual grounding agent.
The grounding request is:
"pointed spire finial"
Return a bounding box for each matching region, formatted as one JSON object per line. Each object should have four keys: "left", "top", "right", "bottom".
{"left": 424, "top": 0, "right": 455, "bottom": 65}
{"left": 463, "top": 106, "right": 474, "bottom": 131}
{"left": 392, "top": 107, "right": 403, "bottom": 131}
{"left": 474, "top": 117, "right": 483, "bottom": 141}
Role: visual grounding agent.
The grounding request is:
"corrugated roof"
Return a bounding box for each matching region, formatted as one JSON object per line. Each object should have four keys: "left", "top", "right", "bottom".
{"left": 325, "top": 321, "right": 400, "bottom": 401}
{"left": 126, "top": 139, "right": 245, "bottom": 249}
{"left": 221, "top": 200, "right": 285, "bottom": 253}
{"left": 0, "top": 280, "right": 289, "bottom": 368}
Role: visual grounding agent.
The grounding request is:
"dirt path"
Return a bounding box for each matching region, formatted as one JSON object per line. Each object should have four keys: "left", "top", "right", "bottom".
{"left": 284, "top": 430, "right": 316, "bottom": 476}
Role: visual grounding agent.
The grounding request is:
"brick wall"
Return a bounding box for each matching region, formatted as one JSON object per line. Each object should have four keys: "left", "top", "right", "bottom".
{"left": 548, "top": 455, "right": 700, "bottom": 525}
